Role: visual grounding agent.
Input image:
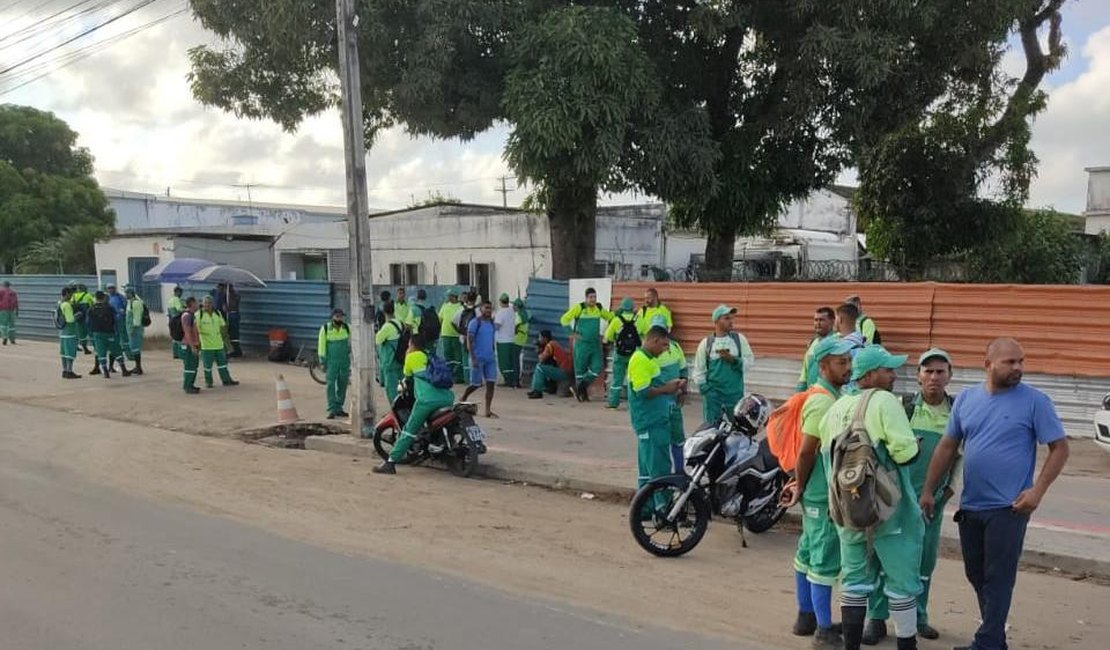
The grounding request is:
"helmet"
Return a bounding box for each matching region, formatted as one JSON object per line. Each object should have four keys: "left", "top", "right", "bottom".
{"left": 732, "top": 393, "right": 771, "bottom": 436}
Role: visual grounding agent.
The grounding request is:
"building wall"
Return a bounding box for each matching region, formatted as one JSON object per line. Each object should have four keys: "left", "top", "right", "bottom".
{"left": 107, "top": 191, "right": 345, "bottom": 233}
{"left": 273, "top": 220, "right": 349, "bottom": 279}
{"left": 1085, "top": 167, "right": 1110, "bottom": 235}
{"left": 169, "top": 237, "right": 276, "bottom": 280}
{"left": 777, "top": 188, "right": 853, "bottom": 234}
{"left": 594, "top": 205, "right": 665, "bottom": 279}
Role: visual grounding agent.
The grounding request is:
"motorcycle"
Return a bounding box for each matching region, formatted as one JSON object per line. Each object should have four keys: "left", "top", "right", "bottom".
{"left": 629, "top": 394, "right": 788, "bottom": 557}
{"left": 372, "top": 381, "right": 487, "bottom": 477}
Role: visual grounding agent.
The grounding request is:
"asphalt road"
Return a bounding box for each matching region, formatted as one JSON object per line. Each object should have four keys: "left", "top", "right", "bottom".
{"left": 0, "top": 427, "right": 736, "bottom": 650}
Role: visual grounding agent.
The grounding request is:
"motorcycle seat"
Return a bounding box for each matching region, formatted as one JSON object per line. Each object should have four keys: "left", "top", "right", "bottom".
{"left": 426, "top": 406, "right": 456, "bottom": 428}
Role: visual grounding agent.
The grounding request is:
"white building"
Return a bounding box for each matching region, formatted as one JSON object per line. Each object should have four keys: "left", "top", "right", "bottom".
{"left": 1084, "top": 167, "right": 1110, "bottom": 235}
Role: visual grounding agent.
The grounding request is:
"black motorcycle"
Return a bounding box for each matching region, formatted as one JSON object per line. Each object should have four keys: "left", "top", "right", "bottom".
{"left": 372, "top": 381, "right": 486, "bottom": 477}
{"left": 629, "top": 397, "right": 788, "bottom": 557}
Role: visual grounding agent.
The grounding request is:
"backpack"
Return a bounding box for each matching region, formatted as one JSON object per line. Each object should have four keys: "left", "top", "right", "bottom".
{"left": 828, "top": 389, "right": 903, "bottom": 531}
{"left": 699, "top": 332, "right": 742, "bottom": 365}
{"left": 766, "top": 385, "right": 829, "bottom": 473}
{"left": 88, "top": 303, "right": 113, "bottom": 332}
{"left": 418, "top": 303, "right": 441, "bottom": 343}
{"left": 390, "top": 320, "right": 411, "bottom": 367}
{"left": 614, "top": 314, "right": 641, "bottom": 356}
{"left": 53, "top": 304, "right": 66, "bottom": 329}
{"left": 168, "top": 313, "right": 185, "bottom": 342}
{"left": 424, "top": 352, "right": 454, "bottom": 388}
{"left": 141, "top": 303, "right": 151, "bottom": 327}
{"left": 457, "top": 306, "right": 476, "bottom": 335}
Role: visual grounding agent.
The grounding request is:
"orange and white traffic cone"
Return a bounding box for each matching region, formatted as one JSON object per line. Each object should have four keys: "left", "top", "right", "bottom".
{"left": 275, "top": 374, "right": 300, "bottom": 424}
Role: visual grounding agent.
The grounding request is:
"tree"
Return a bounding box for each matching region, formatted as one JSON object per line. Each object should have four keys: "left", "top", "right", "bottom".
{"left": 0, "top": 105, "right": 115, "bottom": 273}
{"left": 855, "top": 1, "right": 1068, "bottom": 277}
{"left": 966, "top": 209, "right": 1084, "bottom": 284}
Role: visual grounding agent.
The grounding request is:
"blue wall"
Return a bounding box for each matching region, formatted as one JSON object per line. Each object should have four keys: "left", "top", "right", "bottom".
{"left": 0, "top": 275, "right": 99, "bottom": 340}
{"left": 521, "top": 278, "right": 569, "bottom": 374}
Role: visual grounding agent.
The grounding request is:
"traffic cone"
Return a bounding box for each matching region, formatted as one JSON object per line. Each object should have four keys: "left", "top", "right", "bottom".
{"left": 275, "top": 374, "right": 300, "bottom": 424}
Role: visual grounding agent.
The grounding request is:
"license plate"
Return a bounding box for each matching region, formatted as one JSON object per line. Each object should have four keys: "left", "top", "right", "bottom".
{"left": 466, "top": 425, "right": 486, "bottom": 442}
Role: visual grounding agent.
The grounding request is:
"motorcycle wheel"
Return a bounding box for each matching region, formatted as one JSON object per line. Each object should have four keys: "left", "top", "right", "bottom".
{"left": 742, "top": 474, "right": 788, "bottom": 534}
{"left": 628, "top": 477, "right": 711, "bottom": 557}
{"left": 444, "top": 427, "right": 479, "bottom": 478}
{"left": 372, "top": 424, "right": 417, "bottom": 464}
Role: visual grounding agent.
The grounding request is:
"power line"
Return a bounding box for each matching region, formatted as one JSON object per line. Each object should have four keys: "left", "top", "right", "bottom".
{"left": 0, "top": 0, "right": 106, "bottom": 48}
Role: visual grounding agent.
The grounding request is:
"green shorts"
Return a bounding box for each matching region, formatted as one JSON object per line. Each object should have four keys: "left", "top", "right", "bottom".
{"left": 793, "top": 500, "right": 841, "bottom": 585}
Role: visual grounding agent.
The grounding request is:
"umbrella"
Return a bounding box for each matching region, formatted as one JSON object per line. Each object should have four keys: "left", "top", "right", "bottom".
{"left": 186, "top": 264, "right": 268, "bottom": 288}
{"left": 142, "top": 258, "right": 217, "bottom": 284}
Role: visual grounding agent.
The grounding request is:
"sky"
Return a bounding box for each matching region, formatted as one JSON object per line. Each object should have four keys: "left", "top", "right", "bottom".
{"left": 1, "top": 0, "right": 1108, "bottom": 214}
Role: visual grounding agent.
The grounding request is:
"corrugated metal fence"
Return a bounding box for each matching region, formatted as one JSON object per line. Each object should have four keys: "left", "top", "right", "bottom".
{"left": 0, "top": 275, "right": 99, "bottom": 340}
{"left": 521, "top": 278, "right": 569, "bottom": 374}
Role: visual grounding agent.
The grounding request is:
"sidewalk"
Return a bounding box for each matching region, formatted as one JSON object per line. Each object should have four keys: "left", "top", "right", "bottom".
{"left": 3, "top": 339, "right": 1109, "bottom": 578}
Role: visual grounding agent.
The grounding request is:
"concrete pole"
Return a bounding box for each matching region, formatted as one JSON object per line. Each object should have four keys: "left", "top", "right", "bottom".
{"left": 336, "top": 0, "right": 376, "bottom": 436}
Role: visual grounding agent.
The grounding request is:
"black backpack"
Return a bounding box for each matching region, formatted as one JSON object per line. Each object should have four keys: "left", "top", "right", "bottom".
{"left": 614, "top": 314, "right": 641, "bottom": 356}
{"left": 391, "top": 320, "right": 411, "bottom": 367}
{"left": 457, "top": 305, "right": 476, "bottom": 335}
{"left": 88, "top": 303, "right": 113, "bottom": 332}
{"left": 168, "top": 313, "right": 185, "bottom": 342}
{"left": 141, "top": 303, "right": 151, "bottom": 327}
{"left": 418, "top": 303, "right": 441, "bottom": 343}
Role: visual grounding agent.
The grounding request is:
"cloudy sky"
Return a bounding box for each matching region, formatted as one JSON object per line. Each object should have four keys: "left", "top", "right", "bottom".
{"left": 2, "top": 0, "right": 1108, "bottom": 214}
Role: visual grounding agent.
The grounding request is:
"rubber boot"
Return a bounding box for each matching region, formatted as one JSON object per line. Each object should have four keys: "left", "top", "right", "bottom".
{"left": 793, "top": 611, "right": 817, "bottom": 636}
{"left": 895, "top": 636, "right": 917, "bottom": 650}
{"left": 842, "top": 606, "right": 867, "bottom": 650}
{"left": 133, "top": 357, "right": 144, "bottom": 376}
{"left": 90, "top": 362, "right": 101, "bottom": 375}
{"left": 862, "top": 620, "right": 887, "bottom": 646}
{"left": 372, "top": 461, "right": 396, "bottom": 475}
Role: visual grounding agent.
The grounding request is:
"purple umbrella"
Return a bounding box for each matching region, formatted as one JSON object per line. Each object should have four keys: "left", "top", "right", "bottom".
{"left": 142, "top": 258, "right": 217, "bottom": 284}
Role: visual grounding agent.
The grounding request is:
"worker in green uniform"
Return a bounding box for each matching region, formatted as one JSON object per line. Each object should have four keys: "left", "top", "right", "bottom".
{"left": 373, "top": 332, "right": 456, "bottom": 475}
{"left": 559, "top": 287, "right": 613, "bottom": 401}
{"left": 628, "top": 325, "right": 687, "bottom": 496}
{"left": 375, "top": 300, "right": 405, "bottom": 405}
{"left": 438, "top": 290, "right": 465, "bottom": 383}
{"left": 0, "top": 280, "right": 18, "bottom": 345}
{"left": 57, "top": 287, "right": 82, "bottom": 379}
{"left": 72, "top": 283, "right": 94, "bottom": 354}
{"left": 125, "top": 287, "right": 147, "bottom": 375}
{"left": 407, "top": 288, "right": 431, "bottom": 328}
{"left": 634, "top": 287, "right": 673, "bottom": 337}
{"left": 603, "top": 297, "right": 640, "bottom": 409}
{"left": 318, "top": 308, "right": 352, "bottom": 419}
{"left": 819, "top": 345, "right": 923, "bottom": 650}
{"left": 86, "top": 291, "right": 121, "bottom": 378}
{"left": 393, "top": 286, "right": 412, "bottom": 324}
{"left": 691, "top": 305, "right": 754, "bottom": 423}
{"left": 180, "top": 297, "right": 201, "bottom": 394}
{"left": 846, "top": 295, "right": 881, "bottom": 345}
{"left": 862, "top": 348, "right": 957, "bottom": 645}
{"left": 512, "top": 298, "right": 529, "bottom": 386}
{"left": 781, "top": 336, "right": 855, "bottom": 646}
{"left": 168, "top": 286, "right": 186, "bottom": 359}
{"left": 651, "top": 315, "right": 688, "bottom": 469}
{"left": 106, "top": 284, "right": 130, "bottom": 366}
{"left": 795, "top": 306, "right": 836, "bottom": 392}
{"left": 197, "top": 296, "right": 239, "bottom": 388}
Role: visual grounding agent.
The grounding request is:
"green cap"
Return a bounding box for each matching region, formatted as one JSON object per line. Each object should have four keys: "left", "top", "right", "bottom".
{"left": 499, "top": 292, "right": 510, "bottom": 302}
{"left": 649, "top": 314, "right": 669, "bottom": 332}
{"left": 513, "top": 298, "right": 524, "bottom": 308}
{"left": 813, "top": 336, "right": 856, "bottom": 362}
{"left": 619, "top": 297, "right": 634, "bottom": 311}
{"left": 447, "top": 289, "right": 459, "bottom": 297}
{"left": 851, "top": 345, "right": 908, "bottom": 381}
{"left": 918, "top": 347, "right": 952, "bottom": 366}
{"left": 711, "top": 304, "right": 737, "bottom": 322}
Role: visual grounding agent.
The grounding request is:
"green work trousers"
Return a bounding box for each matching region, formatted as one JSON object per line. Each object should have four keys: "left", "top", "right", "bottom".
{"left": 496, "top": 342, "right": 520, "bottom": 387}
{"left": 172, "top": 340, "right": 183, "bottom": 360}
{"left": 531, "top": 363, "right": 567, "bottom": 393}
{"left": 573, "top": 339, "right": 603, "bottom": 384}
{"left": 440, "top": 336, "right": 465, "bottom": 383}
{"left": 326, "top": 359, "right": 351, "bottom": 415}
{"left": 607, "top": 352, "right": 631, "bottom": 407}
{"left": 868, "top": 494, "right": 948, "bottom": 624}
{"left": 59, "top": 329, "right": 78, "bottom": 372}
{"left": 793, "top": 500, "right": 842, "bottom": 586}
{"left": 382, "top": 361, "right": 404, "bottom": 406}
{"left": 115, "top": 319, "right": 130, "bottom": 360}
{"left": 839, "top": 519, "right": 924, "bottom": 603}
{"left": 635, "top": 423, "right": 675, "bottom": 489}
{"left": 128, "top": 326, "right": 144, "bottom": 360}
{"left": 701, "top": 387, "right": 744, "bottom": 424}
{"left": 182, "top": 346, "right": 199, "bottom": 391}
{"left": 388, "top": 393, "right": 455, "bottom": 462}
{"left": 108, "top": 333, "right": 125, "bottom": 366}
{"left": 0, "top": 310, "right": 14, "bottom": 341}
{"left": 201, "top": 349, "right": 234, "bottom": 386}
{"left": 92, "top": 332, "right": 111, "bottom": 374}
{"left": 76, "top": 321, "right": 89, "bottom": 350}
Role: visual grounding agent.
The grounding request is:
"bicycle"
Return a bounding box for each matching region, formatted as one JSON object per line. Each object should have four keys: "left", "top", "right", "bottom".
{"left": 289, "top": 343, "right": 327, "bottom": 385}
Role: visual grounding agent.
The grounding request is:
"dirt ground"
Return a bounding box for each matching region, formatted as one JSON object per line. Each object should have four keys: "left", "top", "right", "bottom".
{"left": 5, "top": 399, "right": 1106, "bottom": 650}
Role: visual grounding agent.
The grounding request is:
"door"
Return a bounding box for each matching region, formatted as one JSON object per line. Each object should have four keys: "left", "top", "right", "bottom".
{"left": 303, "top": 257, "right": 328, "bottom": 281}
{"left": 127, "top": 256, "right": 162, "bottom": 311}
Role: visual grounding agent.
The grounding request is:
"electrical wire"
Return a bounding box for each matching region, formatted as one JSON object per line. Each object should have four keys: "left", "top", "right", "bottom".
{"left": 1, "top": 0, "right": 106, "bottom": 48}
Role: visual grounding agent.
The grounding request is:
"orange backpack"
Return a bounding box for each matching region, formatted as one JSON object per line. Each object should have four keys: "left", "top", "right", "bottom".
{"left": 766, "top": 385, "right": 829, "bottom": 473}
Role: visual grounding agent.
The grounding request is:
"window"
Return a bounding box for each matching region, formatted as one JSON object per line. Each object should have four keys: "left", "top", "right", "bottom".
{"left": 127, "top": 257, "right": 163, "bottom": 311}
{"left": 455, "top": 262, "right": 491, "bottom": 302}
{"left": 389, "top": 263, "right": 421, "bottom": 286}
{"left": 456, "top": 263, "right": 471, "bottom": 287}
{"left": 231, "top": 214, "right": 259, "bottom": 226}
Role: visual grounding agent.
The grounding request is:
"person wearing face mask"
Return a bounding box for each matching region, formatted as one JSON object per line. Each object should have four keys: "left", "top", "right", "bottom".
{"left": 318, "top": 308, "right": 352, "bottom": 419}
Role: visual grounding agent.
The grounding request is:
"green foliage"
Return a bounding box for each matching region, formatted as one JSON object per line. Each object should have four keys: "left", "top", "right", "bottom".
{"left": 1089, "top": 234, "right": 1110, "bottom": 285}
{"left": 966, "top": 209, "right": 1084, "bottom": 284}
{"left": 14, "top": 223, "right": 111, "bottom": 275}
{"left": 407, "top": 190, "right": 462, "bottom": 208}
{"left": 0, "top": 105, "right": 114, "bottom": 273}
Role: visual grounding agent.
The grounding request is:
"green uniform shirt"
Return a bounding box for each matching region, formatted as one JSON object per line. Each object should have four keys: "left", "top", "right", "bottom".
{"left": 394, "top": 300, "right": 412, "bottom": 325}
{"left": 168, "top": 296, "right": 186, "bottom": 316}
{"left": 627, "top": 348, "right": 669, "bottom": 432}
{"left": 407, "top": 302, "right": 429, "bottom": 328}
{"left": 603, "top": 310, "right": 638, "bottom": 345}
{"left": 126, "top": 297, "right": 145, "bottom": 328}
{"left": 58, "top": 300, "right": 77, "bottom": 333}
{"left": 634, "top": 304, "right": 673, "bottom": 337}
{"left": 857, "top": 315, "right": 878, "bottom": 345}
{"left": 656, "top": 340, "right": 687, "bottom": 382}
{"left": 439, "top": 302, "right": 463, "bottom": 337}
{"left": 317, "top": 321, "right": 351, "bottom": 362}
{"left": 513, "top": 311, "right": 529, "bottom": 346}
{"left": 819, "top": 389, "right": 920, "bottom": 540}
{"left": 196, "top": 310, "right": 227, "bottom": 351}
{"left": 404, "top": 349, "right": 454, "bottom": 403}
{"left": 797, "top": 334, "right": 835, "bottom": 391}
{"left": 376, "top": 319, "right": 403, "bottom": 366}
{"left": 906, "top": 394, "right": 954, "bottom": 499}
{"left": 800, "top": 379, "right": 840, "bottom": 504}
{"left": 560, "top": 303, "right": 613, "bottom": 341}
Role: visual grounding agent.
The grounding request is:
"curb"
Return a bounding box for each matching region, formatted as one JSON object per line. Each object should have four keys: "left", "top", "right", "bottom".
{"left": 303, "top": 435, "right": 1110, "bottom": 582}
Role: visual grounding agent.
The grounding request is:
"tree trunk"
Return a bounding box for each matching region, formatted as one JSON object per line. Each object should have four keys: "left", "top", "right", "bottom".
{"left": 547, "top": 184, "right": 598, "bottom": 280}
{"left": 702, "top": 223, "right": 736, "bottom": 281}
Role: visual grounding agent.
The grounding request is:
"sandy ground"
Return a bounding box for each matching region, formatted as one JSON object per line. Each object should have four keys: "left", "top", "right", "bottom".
{"left": 4, "top": 396, "right": 1106, "bottom": 650}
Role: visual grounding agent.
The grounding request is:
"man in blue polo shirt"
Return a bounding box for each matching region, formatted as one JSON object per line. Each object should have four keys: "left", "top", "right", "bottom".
{"left": 921, "top": 337, "right": 1069, "bottom": 650}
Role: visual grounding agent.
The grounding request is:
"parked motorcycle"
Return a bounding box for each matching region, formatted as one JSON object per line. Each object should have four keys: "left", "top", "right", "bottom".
{"left": 629, "top": 394, "right": 788, "bottom": 557}
{"left": 372, "top": 381, "right": 487, "bottom": 477}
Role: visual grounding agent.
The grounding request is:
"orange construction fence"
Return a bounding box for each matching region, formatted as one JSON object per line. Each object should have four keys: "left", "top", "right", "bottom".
{"left": 611, "top": 282, "right": 1110, "bottom": 377}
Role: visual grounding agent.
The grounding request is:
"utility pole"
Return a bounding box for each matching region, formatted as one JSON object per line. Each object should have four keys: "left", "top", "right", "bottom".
{"left": 336, "top": 0, "right": 376, "bottom": 436}
{"left": 495, "top": 175, "right": 516, "bottom": 208}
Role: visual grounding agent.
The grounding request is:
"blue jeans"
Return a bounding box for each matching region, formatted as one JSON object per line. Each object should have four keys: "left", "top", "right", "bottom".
{"left": 956, "top": 507, "right": 1029, "bottom": 650}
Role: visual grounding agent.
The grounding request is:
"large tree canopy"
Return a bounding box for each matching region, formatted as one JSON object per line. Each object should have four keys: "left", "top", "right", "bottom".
{"left": 0, "top": 104, "right": 114, "bottom": 274}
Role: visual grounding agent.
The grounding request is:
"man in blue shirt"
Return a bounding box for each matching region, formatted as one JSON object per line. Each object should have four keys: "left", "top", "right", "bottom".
{"left": 462, "top": 300, "right": 498, "bottom": 418}
{"left": 922, "top": 337, "right": 1069, "bottom": 650}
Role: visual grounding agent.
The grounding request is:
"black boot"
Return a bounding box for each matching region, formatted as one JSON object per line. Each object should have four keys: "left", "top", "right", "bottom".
{"left": 132, "top": 357, "right": 144, "bottom": 375}
{"left": 119, "top": 361, "right": 132, "bottom": 377}
{"left": 862, "top": 619, "right": 887, "bottom": 646}
{"left": 89, "top": 363, "right": 101, "bottom": 375}
{"left": 917, "top": 623, "right": 939, "bottom": 640}
{"left": 841, "top": 605, "right": 867, "bottom": 650}
{"left": 895, "top": 636, "right": 917, "bottom": 650}
{"left": 813, "top": 626, "right": 842, "bottom": 648}
{"left": 372, "top": 461, "right": 396, "bottom": 475}
{"left": 793, "top": 611, "right": 817, "bottom": 636}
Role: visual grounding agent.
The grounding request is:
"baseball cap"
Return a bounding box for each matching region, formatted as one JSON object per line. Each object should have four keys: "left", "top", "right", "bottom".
{"left": 447, "top": 289, "right": 459, "bottom": 297}
{"left": 332, "top": 307, "right": 345, "bottom": 316}
{"left": 619, "top": 297, "right": 634, "bottom": 311}
{"left": 513, "top": 298, "right": 524, "bottom": 308}
{"left": 812, "top": 336, "right": 856, "bottom": 362}
{"left": 649, "top": 314, "right": 669, "bottom": 332}
{"left": 918, "top": 347, "right": 952, "bottom": 366}
{"left": 711, "top": 304, "right": 737, "bottom": 322}
{"left": 851, "top": 345, "right": 908, "bottom": 381}
{"left": 499, "top": 292, "right": 510, "bottom": 302}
